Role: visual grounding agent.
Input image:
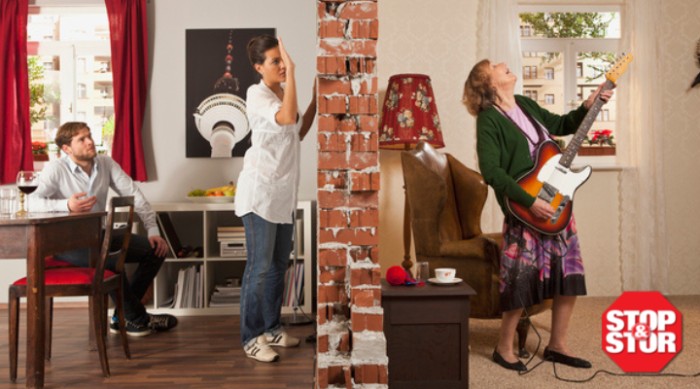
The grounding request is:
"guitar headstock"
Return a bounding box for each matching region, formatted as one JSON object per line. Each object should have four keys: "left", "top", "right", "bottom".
{"left": 605, "top": 53, "right": 634, "bottom": 83}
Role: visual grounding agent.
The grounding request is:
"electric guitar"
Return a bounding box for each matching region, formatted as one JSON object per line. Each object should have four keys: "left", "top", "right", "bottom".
{"left": 506, "top": 53, "right": 633, "bottom": 235}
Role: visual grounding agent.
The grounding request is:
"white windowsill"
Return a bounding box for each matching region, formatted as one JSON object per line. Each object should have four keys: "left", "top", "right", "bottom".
{"left": 572, "top": 156, "right": 625, "bottom": 171}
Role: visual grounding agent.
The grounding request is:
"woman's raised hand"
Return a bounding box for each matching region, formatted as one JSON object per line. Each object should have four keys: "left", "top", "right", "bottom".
{"left": 584, "top": 82, "right": 615, "bottom": 109}
{"left": 278, "top": 36, "right": 295, "bottom": 71}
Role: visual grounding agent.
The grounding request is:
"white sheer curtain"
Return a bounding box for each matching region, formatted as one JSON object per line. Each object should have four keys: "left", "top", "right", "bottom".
{"left": 475, "top": 0, "right": 522, "bottom": 232}
{"left": 617, "top": 0, "right": 668, "bottom": 292}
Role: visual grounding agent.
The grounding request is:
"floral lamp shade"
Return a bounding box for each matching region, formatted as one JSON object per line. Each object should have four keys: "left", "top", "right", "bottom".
{"left": 379, "top": 74, "right": 444, "bottom": 150}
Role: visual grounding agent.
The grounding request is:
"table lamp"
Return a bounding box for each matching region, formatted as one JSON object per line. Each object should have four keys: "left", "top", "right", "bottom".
{"left": 379, "top": 74, "right": 444, "bottom": 271}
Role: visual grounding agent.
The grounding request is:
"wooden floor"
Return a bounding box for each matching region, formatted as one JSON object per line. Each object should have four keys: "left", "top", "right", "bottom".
{"left": 0, "top": 306, "right": 316, "bottom": 388}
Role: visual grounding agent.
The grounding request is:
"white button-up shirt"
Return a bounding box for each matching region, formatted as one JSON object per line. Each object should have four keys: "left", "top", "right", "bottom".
{"left": 30, "top": 155, "right": 161, "bottom": 237}
{"left": 235, "top": 81, "right": 301, "bottom": 224}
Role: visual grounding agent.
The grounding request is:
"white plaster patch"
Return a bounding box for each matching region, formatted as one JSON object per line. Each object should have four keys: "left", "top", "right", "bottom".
{"left": 317, "top": 317, "right": 349, "bottom": 336}
{"left": 351, "top": 306, "right": 384, "bottom": 315}
{"left": 316, "top": 353, "right": 351, "bottom": 369}
{"left": 349, "top": 261, "right": 379, "bottom": 269}
{"left": 350, "top": 77, "right": 361, "bottom": 95}
{"left": 318, "top": 242, "right": 350, "bottom": 250}
{"left": 352, "top": 331, "right": 388, "bottom": 365}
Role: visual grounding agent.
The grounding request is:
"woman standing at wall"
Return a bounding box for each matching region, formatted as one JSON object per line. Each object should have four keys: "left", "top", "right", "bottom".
{"left": 235, "top": 35, "right": 316, "bottom": 363}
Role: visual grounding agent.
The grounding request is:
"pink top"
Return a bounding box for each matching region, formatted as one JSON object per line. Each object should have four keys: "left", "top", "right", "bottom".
{"left": 503, "top": 105, "right": 549, "bottom": 158}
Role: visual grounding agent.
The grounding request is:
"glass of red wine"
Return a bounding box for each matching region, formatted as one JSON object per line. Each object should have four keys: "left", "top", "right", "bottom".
{"left": 16, "top": 170, "right": 39, "bottom": 216}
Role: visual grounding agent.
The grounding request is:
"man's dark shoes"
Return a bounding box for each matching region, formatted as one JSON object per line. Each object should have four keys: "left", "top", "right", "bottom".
{"left": 148, "top": 313, "right": 178, "bottom": 332}
{"left": 543, "top": 347, "right": 592, "bottom": 368}
{"left": 492, "top": 349, "right": 527, "bottom": 372}
{"left": 109, "top": 316, "right": 152, "bottom": 337}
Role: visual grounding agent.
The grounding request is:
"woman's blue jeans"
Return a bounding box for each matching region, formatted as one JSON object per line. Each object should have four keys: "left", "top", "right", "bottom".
{"left": 240, "top": 212, "right": 293, "bottom": 346}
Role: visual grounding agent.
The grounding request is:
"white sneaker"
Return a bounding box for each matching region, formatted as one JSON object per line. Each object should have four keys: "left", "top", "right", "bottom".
{"left": 244, "top": 335, "right": 279, "bottom": 362}
{"left": 266, "top": 331, "right": 301, "bottom": 348}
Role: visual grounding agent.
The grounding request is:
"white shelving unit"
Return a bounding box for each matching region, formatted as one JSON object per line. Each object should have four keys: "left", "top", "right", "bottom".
{"left": 146, "top": 200, "right": 314, "bottom": 316}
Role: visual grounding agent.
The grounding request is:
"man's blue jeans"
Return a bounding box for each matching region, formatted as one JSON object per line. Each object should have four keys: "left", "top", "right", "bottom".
{"left": 240, "top": 212, "right": 293, "bottom": 346}
{"left": 55, "top": 233, "right": 165, "bottom": 324}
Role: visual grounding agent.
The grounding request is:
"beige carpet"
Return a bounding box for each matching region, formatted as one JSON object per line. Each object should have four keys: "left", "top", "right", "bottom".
{"left": 469, "top": 296, "right": 700, "bottom": 388}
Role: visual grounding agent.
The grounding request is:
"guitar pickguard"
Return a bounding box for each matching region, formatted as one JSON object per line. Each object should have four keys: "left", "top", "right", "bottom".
{"left": 536, "top": 156, "right": 591, "bottom": 199}
{"left": 533, "top": 154, "right": 591, "bottom": 225}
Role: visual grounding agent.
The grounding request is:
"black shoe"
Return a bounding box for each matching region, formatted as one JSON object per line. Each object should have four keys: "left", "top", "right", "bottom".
{"left": 543, "top": 347, "right": 592, "bottom": 368}
{"left": 148, "top": 313, "right": 178, "bottom": 332}
{"left": 108, "top": 316, "right": 152, "bottom": 337}
{"left": 492, "top": 349, "right": 527, "bottom": 372}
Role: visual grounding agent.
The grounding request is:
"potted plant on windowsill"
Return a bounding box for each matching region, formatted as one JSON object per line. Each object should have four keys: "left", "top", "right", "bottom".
{"left": 579, "top": 129, "right": 616, "bottom": 156}
{"left": 32, "top": 141, "right": 49, "bottom": 161}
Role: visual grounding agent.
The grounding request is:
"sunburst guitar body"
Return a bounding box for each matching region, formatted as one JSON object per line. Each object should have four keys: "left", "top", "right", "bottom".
{"left": 505, "top": 53, "right": 633, "bottom": 235}
{"left": 506, "top": 140, "right": 591, "bottom": 234}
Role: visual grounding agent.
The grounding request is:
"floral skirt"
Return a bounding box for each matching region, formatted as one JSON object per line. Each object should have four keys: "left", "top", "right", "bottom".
{"left": 499, "top": 215, "right": 587, "bottom": 312}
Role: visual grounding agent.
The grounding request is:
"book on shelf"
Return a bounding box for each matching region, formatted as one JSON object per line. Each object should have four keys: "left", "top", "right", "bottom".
{"left": 282, "top": 262, "right": 304, "bottom": 307}
{"left": 209, "top": 283, "right": 242, "bottom": 307}
{"left": 294, "top": 217, "right": 304, "bottom": 256}
{"left": 173, "top": 267, "right": 185, "bottom": 308}
{"left": 156, "top": 212, "right": 186, "bottom": 258}
{"left": 197, "top": 269, "right": 204, "bottom": 308}
{"left": 218, "top": 226, "right": 245, "bottom": 232}
{"left": 214, "top": 285, "right": 241, "bottom": 295}
{"left": 217, "top": 226, "right": 246, "bottom": 240}
{"left": 218, "top": 233, "right": 245, "bottom": 240}
{"left": 294, "top": 262, "right": 304, "bottom": 306}
{"left": 209, "top": 295, "right": 240, "bottom": 307}
{"left": 171, "top": 264, "right": 203, "bottom": 309}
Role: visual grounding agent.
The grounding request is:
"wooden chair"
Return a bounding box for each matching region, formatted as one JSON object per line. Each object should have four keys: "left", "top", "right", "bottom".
{"left": 9, "top": 196, "right": 135, "bottom": 381}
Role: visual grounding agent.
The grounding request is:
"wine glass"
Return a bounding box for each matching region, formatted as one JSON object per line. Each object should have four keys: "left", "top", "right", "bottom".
{"left": 16, "top": 171, "right": 39, "bottom": 216}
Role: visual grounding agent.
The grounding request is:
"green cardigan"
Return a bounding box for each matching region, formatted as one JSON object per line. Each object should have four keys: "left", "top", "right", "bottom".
{"left": 476, "top": 95, "right": 588, "bottom": 214}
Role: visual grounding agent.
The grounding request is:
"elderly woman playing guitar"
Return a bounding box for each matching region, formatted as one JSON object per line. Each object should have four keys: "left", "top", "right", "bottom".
{"left": 463, "top": 59, "right": 615, "bottom": 372}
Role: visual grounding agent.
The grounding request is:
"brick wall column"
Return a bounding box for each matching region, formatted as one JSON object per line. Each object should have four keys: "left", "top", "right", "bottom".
{"left": 316, "top": 1, "right": 387, "bottom": 388}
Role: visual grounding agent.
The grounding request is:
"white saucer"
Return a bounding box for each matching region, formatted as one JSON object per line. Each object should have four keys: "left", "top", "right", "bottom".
{"left": 427, "top": 277, "right": 463, "bottom": 285}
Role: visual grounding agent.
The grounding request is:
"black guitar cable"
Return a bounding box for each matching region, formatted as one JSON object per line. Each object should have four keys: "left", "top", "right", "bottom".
{"left": 515, "top": 301, "right": 700, "bottom": 383}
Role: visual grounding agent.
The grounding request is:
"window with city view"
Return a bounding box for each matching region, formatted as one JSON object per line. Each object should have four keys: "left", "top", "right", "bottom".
{"left": 27, "top": 4, "right": 113, "bottom": 161}
{"left": 519, "top": 6, "right": 621, "bottom": 157}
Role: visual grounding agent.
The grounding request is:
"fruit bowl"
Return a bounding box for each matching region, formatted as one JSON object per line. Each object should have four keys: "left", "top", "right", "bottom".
{"left": 186, "top": 196, "right": 234, "bottom": 203}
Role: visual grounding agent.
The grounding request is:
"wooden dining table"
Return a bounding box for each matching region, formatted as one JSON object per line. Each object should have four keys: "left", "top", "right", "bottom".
{"left": 0, "top": 211, "right": 105, "bottom": 388}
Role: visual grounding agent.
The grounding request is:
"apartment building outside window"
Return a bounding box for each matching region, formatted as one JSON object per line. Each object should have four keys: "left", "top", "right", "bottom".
{"left": 519, "top": 4, "right": 621, "bottom": 156}
{"left": 27, "top": 3, "right": 113, "bottom": 157}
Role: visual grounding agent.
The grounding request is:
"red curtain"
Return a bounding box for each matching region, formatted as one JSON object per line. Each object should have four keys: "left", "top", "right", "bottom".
{"left": 105, "top": 0, "right": 149, "bottom": 181}
{"left": 0, "top": 0, "right": 32, "bottom": 184}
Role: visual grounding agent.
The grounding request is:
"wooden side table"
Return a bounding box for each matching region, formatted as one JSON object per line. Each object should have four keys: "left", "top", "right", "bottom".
{"left": 381, "top": 279, "right": 476, "bottom": 389}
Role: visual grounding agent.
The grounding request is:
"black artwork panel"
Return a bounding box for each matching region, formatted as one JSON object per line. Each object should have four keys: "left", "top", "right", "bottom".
{"left": 185, "top": 28, "right": 275, "bottom": 158}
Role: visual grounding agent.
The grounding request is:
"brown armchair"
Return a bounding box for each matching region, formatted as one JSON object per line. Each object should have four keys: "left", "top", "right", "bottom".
{"left": 401, "top": 141, "right": 549, "bottom": 356}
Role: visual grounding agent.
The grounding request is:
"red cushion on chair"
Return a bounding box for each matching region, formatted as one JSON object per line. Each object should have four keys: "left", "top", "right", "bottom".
{"left": 12, "top": 268, "right": 117, "bottom": 286}
{"left": 44, "top": 256, "right": 75, "bottom": 268}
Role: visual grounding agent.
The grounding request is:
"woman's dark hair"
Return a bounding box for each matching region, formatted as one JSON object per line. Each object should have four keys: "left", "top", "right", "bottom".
{"left": 463, "top": 59, "right": 498, "bottom": 116}
{"left": 247, "top": 35, "right": 278, "bottom": 66}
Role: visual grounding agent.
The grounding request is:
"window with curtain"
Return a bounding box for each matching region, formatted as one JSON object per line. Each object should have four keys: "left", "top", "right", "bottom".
{"left": 518, "top": 4, "right": 621, "bottom": 158}
{"left": 27, "top": 2, "right": 113, "bottom": 166}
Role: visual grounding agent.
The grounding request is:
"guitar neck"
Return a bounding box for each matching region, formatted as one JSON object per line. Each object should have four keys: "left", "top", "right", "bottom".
{"left": 559, "top": 79, "right": 615, "bottom": 168}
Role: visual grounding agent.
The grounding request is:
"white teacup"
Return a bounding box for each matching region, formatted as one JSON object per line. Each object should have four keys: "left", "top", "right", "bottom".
{"left": 435, "top": 268, "right": 456, "bottom": 283}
